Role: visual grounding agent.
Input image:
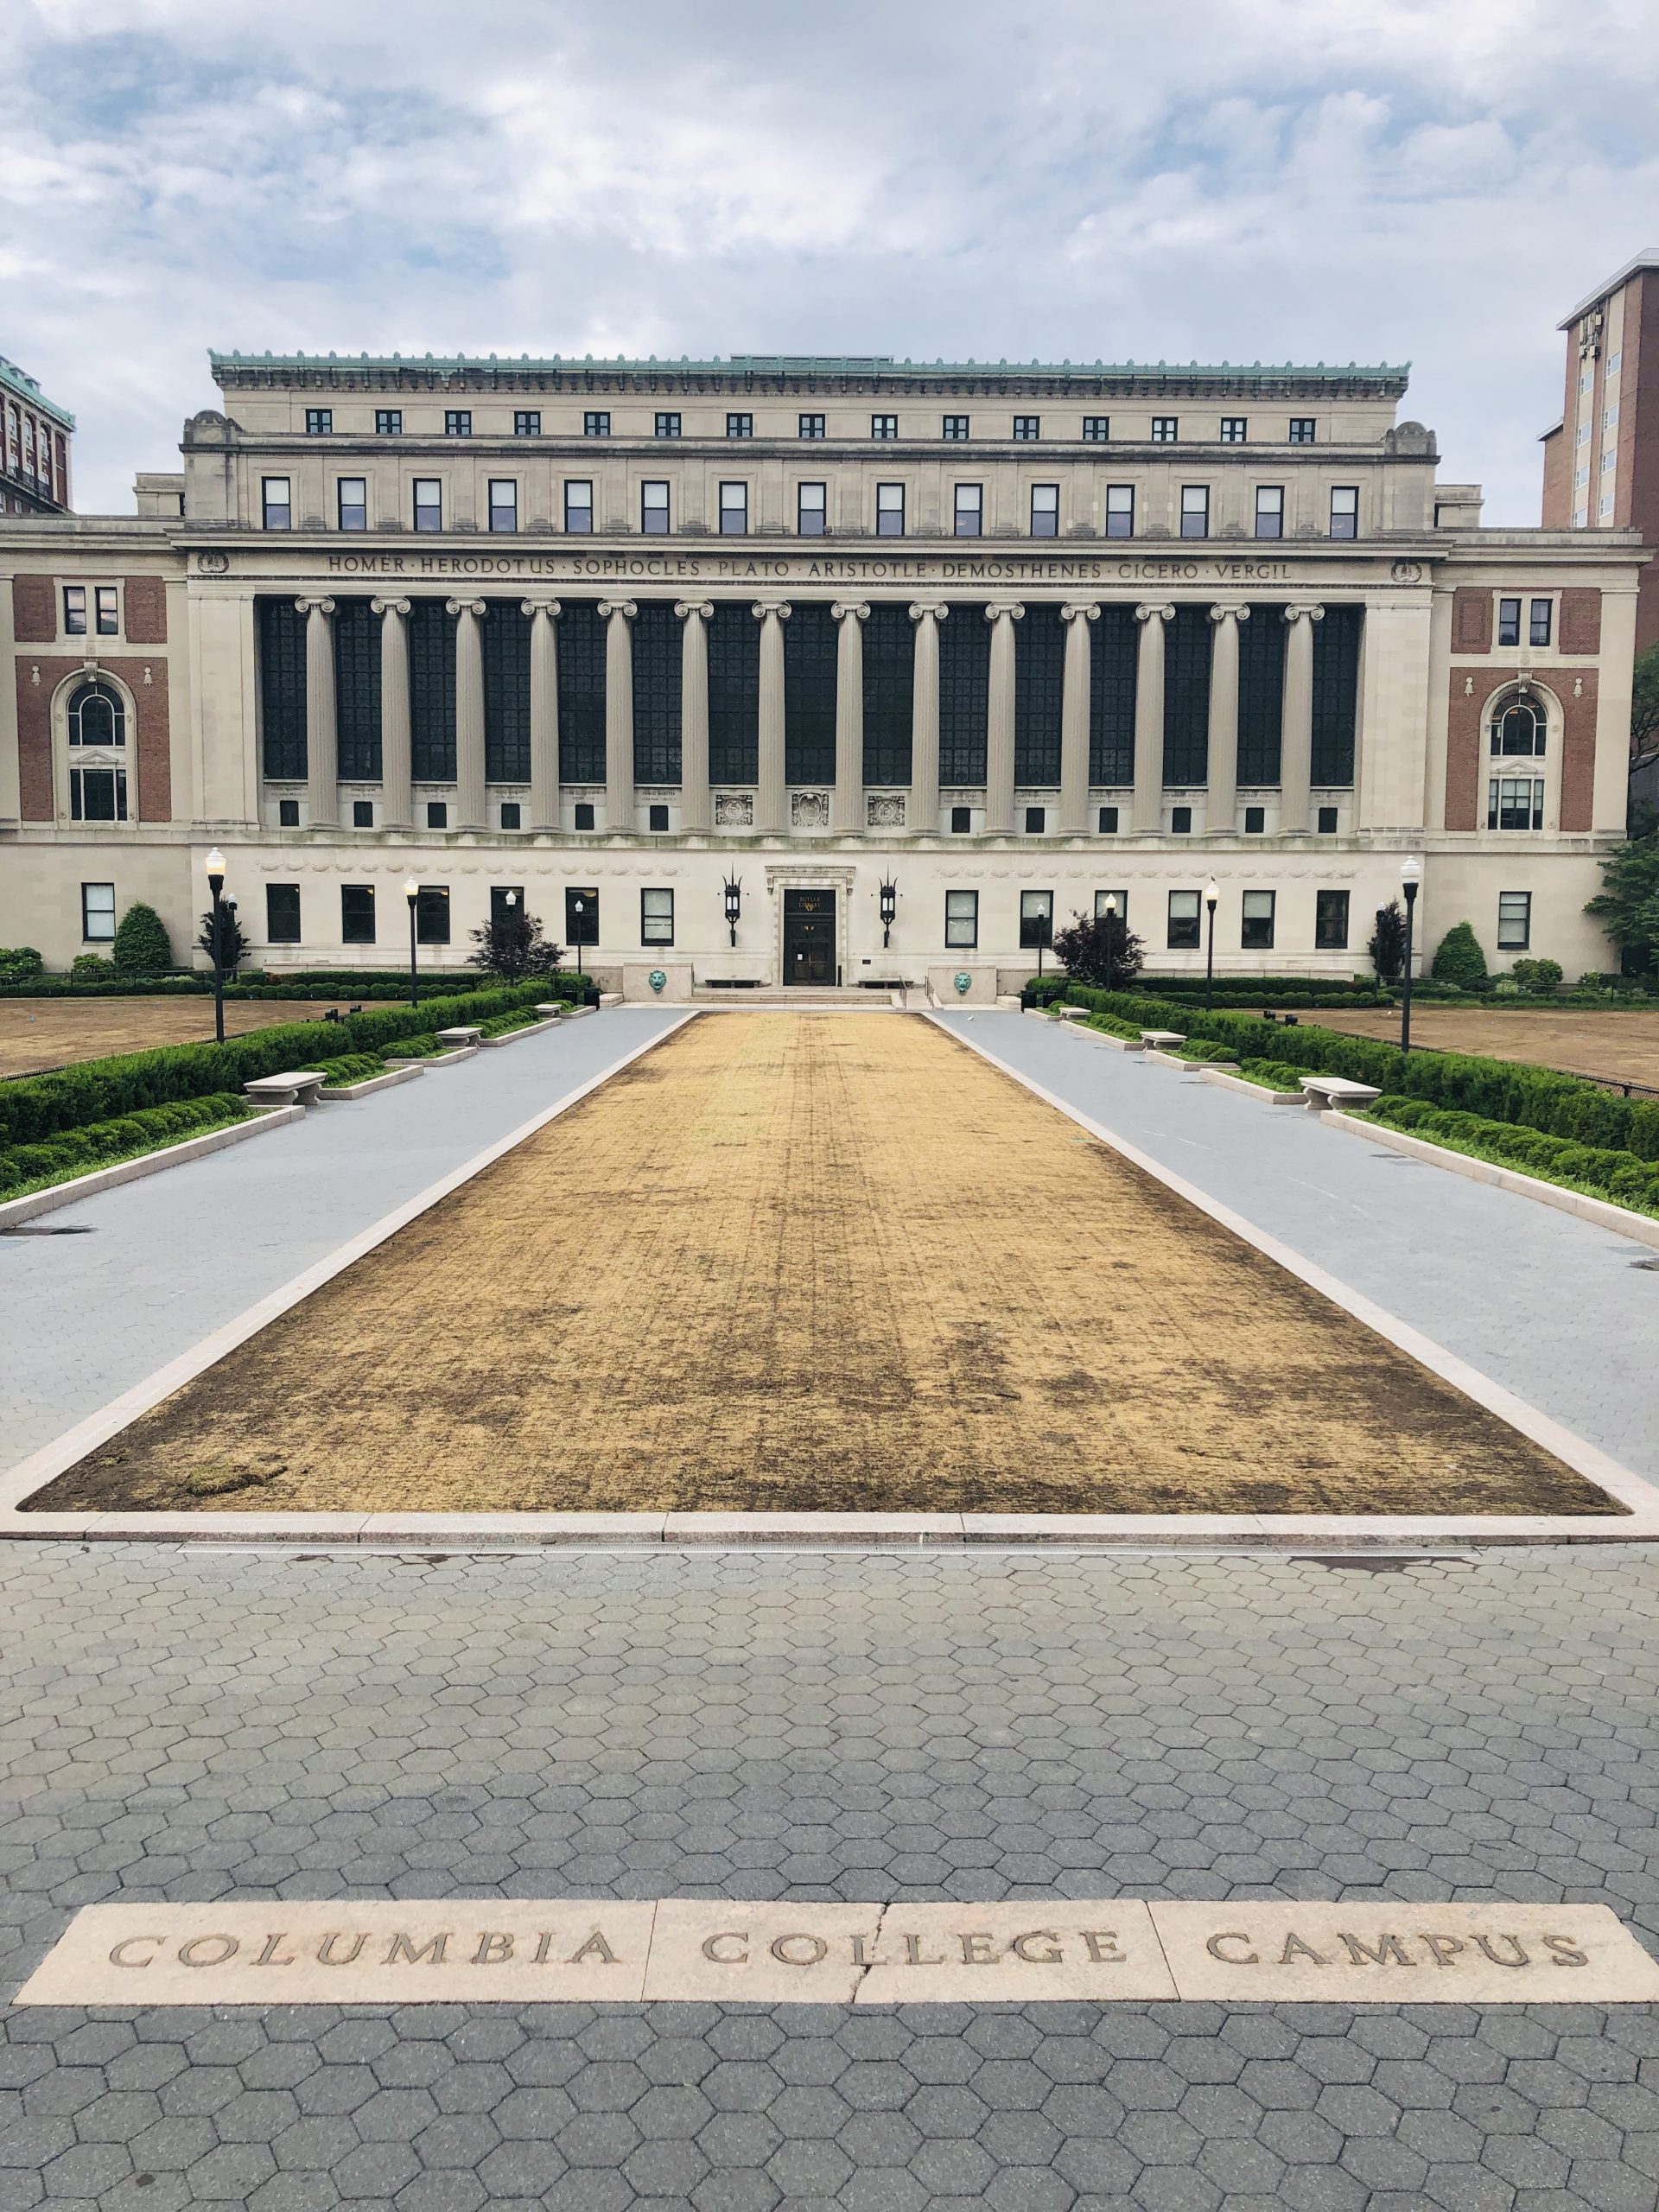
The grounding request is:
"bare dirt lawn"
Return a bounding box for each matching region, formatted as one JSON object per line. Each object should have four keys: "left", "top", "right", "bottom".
{"left": 0, "top": 998, "right": 356, "bottom": 1078}
{"left": 1308, "top": 1007, "right": 1659, "bottom": 1091}
{"left": 34, "top": 1013, "right": 1615, "bottom": 1518}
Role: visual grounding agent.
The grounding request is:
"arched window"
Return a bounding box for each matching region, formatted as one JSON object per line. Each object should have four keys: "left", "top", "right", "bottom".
{"left": 1490, "top": 696, "right": 1546, "bottom": 759}
{"left": 67, "top": 680, "right": 126, "bottom": 748}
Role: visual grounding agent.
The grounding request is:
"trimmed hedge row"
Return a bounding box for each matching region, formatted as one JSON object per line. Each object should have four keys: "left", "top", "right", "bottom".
{"left": 1237, "top": 1058, "right": 1310, "bottom": 1093}
{"left": 1059, "top": 983, "right": 1659, "bottom": 1160}
{"left": 1366, "top": 1095, "right": 1659, "bottom": 1219}
{"left": 0, "top": 1093, "right": 251, "bottom": 1198}
{"left": 0, "top": 982, "right": 550, "bottom": 1148}
{"left": 378, "top": 1034, "right": 447, "bottom": 1060}
{"left": 319, "top": 1055, "right": 385, "bottom": 1088}
{"left": 479, "top": 1007, "right": 548, "bottom": 1038}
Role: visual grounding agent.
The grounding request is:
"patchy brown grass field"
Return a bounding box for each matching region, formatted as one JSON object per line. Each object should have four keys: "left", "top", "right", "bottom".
{"left": 1309, "top": 1007, "right": 1659, "bottom": 1092}
{"left": 34, "top": 1013, "right": 1615, "bottom": 1518}
{"left": 0, "top": 998, "right": 340, "bottom": 1077}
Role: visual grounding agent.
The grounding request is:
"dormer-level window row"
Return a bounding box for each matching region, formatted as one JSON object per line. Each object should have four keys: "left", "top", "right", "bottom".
{"left": 292, "top": 410, "right": 1335, "bottom": 446}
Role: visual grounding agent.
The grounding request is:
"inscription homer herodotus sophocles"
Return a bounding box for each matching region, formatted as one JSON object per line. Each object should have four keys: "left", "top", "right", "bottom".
{"left": 17, "top": 1900, "right": 1659, "bottom": 2006}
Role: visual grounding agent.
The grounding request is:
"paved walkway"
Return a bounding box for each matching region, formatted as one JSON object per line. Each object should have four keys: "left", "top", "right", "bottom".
{"left": 938, "top": 1013, "right": 1659, "bottom": 1484}
{"left": 0, "top": 1010, "right": 682, "bottom": 1472}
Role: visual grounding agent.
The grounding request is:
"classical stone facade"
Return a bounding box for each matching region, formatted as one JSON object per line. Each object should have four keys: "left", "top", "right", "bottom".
{"left": 0, "top": 351, "right": 1645, "bottom": 994}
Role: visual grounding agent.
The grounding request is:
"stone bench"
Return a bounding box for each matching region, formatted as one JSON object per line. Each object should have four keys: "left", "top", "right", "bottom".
{"left": 244, "top": 1070, "right": 329, "bottom": 1109}
{"left": 1139, "top": 1029, "right": 1186, "bottom": 1048}
{"left": 533, "top": 1005, "right": 564, "bottom": 1021}
{"left": 435, "top": 1026, "right": 482, "bottom": 1049}
{"left": 1299, "top": 1075, "right": 1382, "bottom": 1113}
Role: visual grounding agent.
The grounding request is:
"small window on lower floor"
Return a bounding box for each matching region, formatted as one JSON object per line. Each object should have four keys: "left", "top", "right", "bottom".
{"left": 648, "top": 803, "right": 670, "bottom": 833}
{"left": 641, "top": 887, "right": 674, "bottom": 945}
{"left": 352, "top": 799, "right": 374, "bottom": 828}
{"left": 1488, "top": 776, "right": 1544, "bottom": 831}
{"left": 1317, "top": 804, "right": 1338, "bottom": 834}
{"left": 426, "top": 801, "right": 448, "bottom": 830}
{"left": 490, "top": 887, "right": 524, "bottom": 928}
{"left": 278, "top": 797, "right": 301, "bottom": 828}
{"left": 70, "top": 766, "right": 127, "bottom": 822}
{"left": 340, "top": 884, "right": 376, "bottom": 944}
{"left": 266, "top": 884, "right": 302, "bottom": 944}
{"left": 574, "top": 802, "right": 595, "bottom": 831}
{"left": 1019, "top": 889, "right": 1054, "bottom": 948}
{"left": 499, "top": 801, "right": 522, "bottom": 830}
{"left": 1241, "top": 888, "right": 1275, "bottom": 949}
{"left": 566, "top": 887, "right": 599, "bottom": 944}
{"left": 1024, "top": 805, "right": 1046, "bottom": 834}
{"left": 945, "top": 889, "right": 978, "bottom": 947}
{"left": 80, "top": 881, "right": 116, "bottom": 941}
{"left": 1243, "top": 804, "right": 1265, "bottom": 833}
{"left": 1097, "top": 804, "right": 1119, "bottom": 834}
{"left": 1497, "top": 891, "right": 1532, "bottom": 950}
{"left": 1095, "top": 889, "right": 1128, "bottom": 922}
{"left": 416, "top": 885, "right": 450, "bottom": 944}
{"left": 1167, "top": 890, "right": 1201, "bottom": 949}
{"left": 1315, "top": 888, "right": 1350, "bottom": 950}
{"left": 1170, "top": 804, "right": 1192, "bottom": 834}
{"left": 950, "top": 804, "right": 972, "bottom": 834}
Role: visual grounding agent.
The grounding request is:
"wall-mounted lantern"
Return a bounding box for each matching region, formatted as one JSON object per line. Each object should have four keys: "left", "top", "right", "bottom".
{"left": 879, "top": 877, "right": 898, "bottom": 949}
{"left": 722, "top": 878, "right": 742, "bottom": 947}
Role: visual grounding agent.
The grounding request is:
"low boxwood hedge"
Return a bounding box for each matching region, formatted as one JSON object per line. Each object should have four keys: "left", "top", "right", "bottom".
{"left": 319, "top": 1054, "right": 386, "bottom": 1088}
{"left": 1365, "top": 1095, "right": 1659, "bottom": 1219}
{"left": 378, "top": 1033, "right": 446, "bottom": 1061}
{"left": 1083, "top": 1012, "right": 1147, "bottom": 1042}
{"left": 1236, "top": 1058, "right": 1310, "bottom": 1093}
{"left": 478, "top": 1007, "right": 546, "bottom": 1039}
{"left": 0, "top": 1093, "right": 251, "bottom": 1198}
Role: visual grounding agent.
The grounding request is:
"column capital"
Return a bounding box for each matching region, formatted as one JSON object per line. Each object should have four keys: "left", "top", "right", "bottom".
{"left": 597, "top": 598, "right": 637, "bottom": 620}
{"left": 1283, "top": 602, "right": 1325, "bottom": 624}
{"left": 370, "top": 595, "right": 410, "bottom": 618}
{"left": 1059, "top": 601, "right": 1100, "bottom": 624}
{"left": 830, "top": 600, "right": 870, "bottom": 622}
{"left": 1135, "top": 601, "right": 1175, "bottom": 624}
{"left": 1208, "top": 601, "right": 1251, "bottom": 624}
{"left": 295, "top": 595, "right": 335, "bottom": 617}
{"left": 445, "top": 596, "right": 486, "bottom": 619}
{"left": 984, "top": 601, "right": 1025, "bottom": 621}
{"left": 908, "top": 601, "right": 950, "bottom": 624}
{"left": 520, "top": 596, "right": 562, "bottom": 620}
{"left": 674, "top": 599, "right": 715, "bottom": 620}
{"left": 752, "top": 599, "right": 791, "bottom": 620}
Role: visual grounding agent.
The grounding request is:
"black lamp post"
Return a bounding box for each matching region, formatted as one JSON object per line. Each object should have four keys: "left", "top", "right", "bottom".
{"left": 404, "top": 875, "right": 419, "bottom": 1008}
{"left": 879, "top": 877, "right": 897, "bottom": 950}
{"left": 723, "top": 878, "right": 741, "bottom": 948}
{"left": 573, "top": 898, "right": 586, "bottom": 988}
{"left": 1204, "top": 877, "right": 1219, "bottom": 1015}
{"left": 205, "top": 846, "right": 226, "bottom": 1044}
{"left": 1399, "top": 854, "right": 1421, "bottom": 1053}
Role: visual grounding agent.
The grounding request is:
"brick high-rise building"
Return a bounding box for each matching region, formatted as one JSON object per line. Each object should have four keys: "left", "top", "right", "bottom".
{"left": 0, "top": 355, "right": 73, "bottom": 518}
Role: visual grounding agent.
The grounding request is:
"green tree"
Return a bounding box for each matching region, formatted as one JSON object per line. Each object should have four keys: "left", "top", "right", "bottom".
{"left": 467, "top": 906, "right": 563, "bottom": 983}
{"left": 196, "top": 902, "right": 248, "bottom": 974}
{"left": 1368, "top": 899, "right": 1407, "bottom": 982}
{"left": 1632, "top": 641, "right": 1659, "bottom": 771}
{"left": 1430, "top": 920, "right": 1489, "bottom": 990}
{"left": 109, "top": 901, "right": 173, "bottom": 975}
{"left": 1586, "top": 821, "right": 1659, "bottom": 974}
{"left": 1051, "top": 907, "right": 1146, "bottom": 990}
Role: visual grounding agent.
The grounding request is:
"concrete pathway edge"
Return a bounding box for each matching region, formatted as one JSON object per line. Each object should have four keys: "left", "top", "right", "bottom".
{"left": 0, "top": 1103, "right": 304, "bottom": 1230}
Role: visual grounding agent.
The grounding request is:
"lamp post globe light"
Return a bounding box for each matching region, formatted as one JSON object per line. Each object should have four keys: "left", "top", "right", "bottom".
{"left": 404, "top": 876, "right": 419, "bottom": 1009}
{"left": 1399, "top": 854, "right": 1422, "bottom": 1054}
{"left": 1204, "top": 878, "right": 1220, "bottom": 1015}
{"left": 204, "top": 847, "right": 227, "bottom": 1045}
{"left": 573, "top": 899, "right": 585, "bottom": 988}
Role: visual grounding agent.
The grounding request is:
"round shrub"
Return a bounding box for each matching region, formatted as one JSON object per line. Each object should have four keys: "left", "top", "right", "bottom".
{"left": 1430, "top": 921, "right": 1489, "bottom": 990}
{"left": 110, "top": 901, "right": 174, "bottom": 976}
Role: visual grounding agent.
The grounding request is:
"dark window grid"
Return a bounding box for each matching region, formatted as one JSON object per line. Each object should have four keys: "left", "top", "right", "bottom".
{"left": 338, "top": 480, "right": 368, "bottom": 531}
{"left": 565, "top": 888, "right": 599, "bottom": 944}
{"left": 1088, "top": 607, "right": 1137, "bottom": 785}
{"left": 95, "top": 587, "right": 118, "bottom": 634}
{"left": 1019, "top": 890, "right": 1054, "bottom": 948}
{"left": 1014, "top": 605, "right": 1065, "bottom": 785}
{"left": 861, "top": 606, "right": 914, "bottom": 785}
{"left": 939, "top": 602, "right": 989, "bottom": 786}
{"left": 1529, "top": 598, "right": 1554, "bottom": 646}
{"left": 584, "top": 412, "right": 610, "bottom": 436}
{"left": 416, "top": 886, "right": 450, "bottom": 943}
{"left": 306, "top": 409, "right": 332, "bottom": 435}
{"left": 556, "top": 601, "right": 607, "bottom": 783}
{"left": 67, "top": 681, "right": 125, "bottom": 748}
{"left": 797, "top": 484, "right": 827, "bottom": 536}
{"left": 798, "top": 415, "right": 825, "bottom": 439}
{"left": 1310, "top": 604, "right": 1362, "bottom": 785}
{"left": 376, "top": 410, "right": 402, "bottom": 435}
{"left": 1082, "top": 417, "right": 1109, "bottom": 442}
{"left": 655, "top": 414, "right": 681, "bottom": 438}
{"left": 1497, "top": 600, "right": 1522, "bottom": 647}
{"left": 1161, "top": 604, "right": 1212, "bottom": 785}
{"left": 726, "top": 414, "right": 753, "bottom": 438}
{"left": 483, "top": 601, "right": 532, "bottom": 782}
{"left": 490, "top": 887, "right": 524, "bottom": 927}
{"left": 1488, "top": 778, "right": 1544, "bottom": 831}
{"left": 783, "top": 604, "right": 839, "bottom": 785}
{"left": 1241, "top": 893, "right": 1276, "bottom": 948}
{"left": 70, "top": 766, "right": 126, "bottom": 821}
{"left": 278, "top": 798, "right": 300, "bottom": 826}
{"left": 943, "top": 416, "right": 969, "bottom": 439}
{"left": 515, "top": 411, "right": 541, "bottom": 436}
{"left": 63, "top": 586, "right": 86, "bottom": 634}
{"left": 951, "top": 806, "right": 972, "bottom": 833}
{"left": 408, "top": 598, "right": 457, "bottom": 780}
{"left": 1492, "top": 702, "right": 1547, "bottom": 757}
{"left": 333, "top": 599, "right": 383, "bottom": 780}
{"left": 1315, "top": 888, "right": 1351, "bottom": 950}
{"left": 871, "top": 415, "right": 898, "bottom": 439}
{"left": 445, "top": 411, "right": 471, "bottom": 436}
{"left": 266, "top": 884, "right": 302, "bottom": 944}
{"left": 1220, "top": 418, "right": 1247, "bottom": 442}
{"left": 1497, "top": 893, "right": 1532, "bottom": 950}
{"left": 340, "top": 885, "right": 376, "bottom": 944}
{"left": 1236, "top": 603, "right": 1287, "bottom": 785}
{"left": 257, "top": 598, "right": 308, "bottom": 779}
{"left": 499, "top": 802, "right": 521, "bottom": 830}
{"left": 944, "top": 892, "right": 977, "bottom": 946}
{"left": 81, "top": 884, "right": 116, "bottom": 939}
{"left": 488, "top": 481, "right": 518, "bottom": 531}
{"left": 1166, "top": 893, "right": 1201, "bottom": 948}
{"left": 426, "top": 801, "right": 448, "bottom": 830}
{"left": 631, "top": 601, "right": 682, "bottom": 785}
{"left": 352, "top": 799, "right": 374, "bottom": 828}
{"left": 1152, "top": 418, "right": 1178, "bottom": 442}
{"left": 1288, "top": 418, "right": 1316, "bottom": 443}
{"left": 709, "top": 602, "right": 760, "bottom": 783}
{"left": 1104, "top": 487, "right": 1135, "bottom": 537}
{"left": 641, "top": 888, "right": 674, "bottom": 944}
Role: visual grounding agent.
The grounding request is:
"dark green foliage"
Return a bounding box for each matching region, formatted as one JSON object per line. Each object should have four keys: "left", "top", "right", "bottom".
{"left": 71, "top": 953, "right": 111, "bottom": 977}
{"left": 319, "top": 1054, "right": 385, "bottom": 1087}
{"left": 1169, "top": 1038, "right": 1236, "bottom": 1062}
{"left": 468, "top": 906, "right": 563, "bottom": 982}
{"left": 0, "top": 946, "right": 43, "bottom": 980}
{"left": 478, "top": 1008, "right": 545, "bottom": 1038}
{"left": 1430, "top": 920, "right": 1488, "bottom": 989}
{"left": 1509, "top": 957, "right": 1563, "bottom": 995}
{"left": 1237, "top": 1058, "right": 1309, "bottom": 1093}
{"left": 0, "top": 1094, "right": 250, "bottom": 1197}
{"left": 1586, "top": 827, "right": 1659, "bottom": 974}
{"left": 1369, "top": 899, "right": 1408, "bottom": 982}
{"left": 1367, "top": 1095, "right": 1659, "bottom": 1218}
{"left": 197, "top": 903, "right": 249, "bottom": 973}
{"left": 1083, "top": 1013, "right": 1147, "bottom": 1041}
{"left": 1052, "top": 907, "right": 1145, "bottom": 990}
{"left": 109, "top": 902, "right": 174, "bottom": 975}
{"left": 378, "top": 1033, "right": 446, "bottom": 1060}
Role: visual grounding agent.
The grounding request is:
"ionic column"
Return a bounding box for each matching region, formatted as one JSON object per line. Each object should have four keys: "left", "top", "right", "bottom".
{"left": 447, "top": 597, "right": 487, "bottom": 830}
{"left": 1205, "top": 603, "right": 1249, "bottom": 837}
{"left": 753, "top": 600, "right": 791, "bottom": 834}
{"left": 521, "top": 597, "right": 561, "bottom": 831}
{"left": 296, "top": 596, "right": 337, "bottom": 826}
{"left": 984, "top": 601, "right": 1024, "bottom": 834}
{"left": 676, "top": 600, "right": 713, "bottom": 833}
{"left": 908, "top": 603, "right": 948, "bottom": 834}
{"left": 1058, "top": 602, "right": 1099, "bottom": 835}
{"left": 1280, "top": 603, "right": 1325, "bottom": 834}
{"left": 1131, "top": 602, "right": 1173, "bottom": 832}
{"left": 371, "top": 595, "right": 411, "bottom": 828}
{"left": 830, "top": 601, "right": 868, "bottom": 835}
{"left": 598, "top": 599, "right": 637, "bottom": 830}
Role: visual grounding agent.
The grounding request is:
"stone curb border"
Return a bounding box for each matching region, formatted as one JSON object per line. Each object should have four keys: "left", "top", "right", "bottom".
{"left": 0, "top": 1105, "right": 304, "bottom": 1230}
{"left": 315, "top": 1066, "right": 425, "bottom": 1103}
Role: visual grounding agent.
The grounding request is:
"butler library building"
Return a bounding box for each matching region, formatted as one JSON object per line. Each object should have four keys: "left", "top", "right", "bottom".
{"left": 0, "top": 349, "right": 1644, "bottom": 998}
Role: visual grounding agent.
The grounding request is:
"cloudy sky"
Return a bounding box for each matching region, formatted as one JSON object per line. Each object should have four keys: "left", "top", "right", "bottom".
{"left": 4, "top": 0, "right": 1657, "bottom": 518}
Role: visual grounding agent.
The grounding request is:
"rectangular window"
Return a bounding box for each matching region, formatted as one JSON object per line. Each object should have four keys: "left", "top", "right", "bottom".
{"left": 1082, "top": 416, "right": 1109, "bottom": 442}
{"left": 488, "top": 480, "right": 518, "bottom": 532}
{"left": 1030, "top": 483, "right": 1058, "bottom": 537}
{"left": 1317, "top": 804, "right": 1339, "bottom": 833}
{"left": 265, "top": 884, "right": 301, "bottom": 944}
{"left": 871, "top": 414, "right": 898, "bottom": 440}
{"left": 647, "top": 802, "right": 670, "bottom": 833}
{"left": 278, "top": 798, "right": 300, "bottom": 828}
{"left": 943, "top": 414, "right": 970, "bottom": 440}
{"left": 80, "top": 882, "right": 116, "bottom": 941}
{"left": 1529, "top": 597, "right": 1553, "bottom": 646}
{"left": 1166, "top": 890, "right": 1200, "bottom": 948}
{"left": 263, "top": 476, "right": 292, "bottom": 530}
{"left": 375, "top": 409, "right": 402, "bottom": 435}
{"left": 641, "top": 887, "right": 674, "bottom": 944}
{"left": 875, "top": 482, "right": 905, "bottom": 537}
{"left": 950, "top": 805, "right": 972, "bottom": 834}
{"left": 1497, "top": 597, "right": 1522, "bottom": 647}
{"left": 1220, "top": 417, "right": 1247, "bottom": 442}
{"left": 584, "top": 411, "right": 611, "bottom": 437}
{"left": 726, "top": 412, "right": 753, "bottom": 439}
{"left": 499, "top": 801, "right": 521, "bottom": 830}
{"left": 1255, "top": 486, "right": 1283, "bottom": 539}
{"left": 1329, "top": 485, "right": 1358, "bottom": 539}
{"left": 92, "top": 586, "right": 118, "bottom": 635}
{"left": 1179, "top": 485, "right": 1210, "bottom": 539}
{"left": 340, "top": 884, "right": 376, "bottom": 944}
{"left": 564, "top": 479, "right": 594, "bottom": 533}
{"left": 336, "top": 476, "right": 368, "bottom": 531}
{"left": 944, "top": 889, "right": 978, "bottom": 947}
{"left": 1488, "top": 776, "right": 1545, "bottom": 830}
{"left": 797, "top": 480, "right": 826, "bottom": 536}
{"left": 1288, "top": 418, "right": 1316, "bottom": 444}
{"left": 1104, "top": 484, "right": 1134, "bottom": 537}
{"left": 799, "top": 413, "right": 825, "bottom": 439}
{"left": 1241, "top": 889, "right": 1275, "bottom": 948}
{"left": 1170, "top": 804, "right": 1193, "bottom": 834}
{"left": 654, "top": 412, "right": 681, "bottom": 439}
{"left": 566, "top": 887, "right": 599, "bottom": 944}
{"left": 1497, "top": 891, "right": 1532, "bottom": 950}
{"left": 352, "top": 798, "right": 373, "bottom": 828}
{"left": 1013, "top": 416, "right": 1040, "bottom": 442}
{"left": 445, "top": 410, "right": 472, "bottom": 437}
{"left": 642, "top": 480, "right": 671, "bottom": 533}
{"left": 69, "top": 767, "right": 127, "bottom": 821}
{"left": 1095, "top": 889, "right": 1128, "bottom": 921}
{"left": 1097, "top": 805, "right": 1119, "bottom": 833}
{"left": 426, "top": 800, "right": 448, "bottom": 829}
{"left": 573, "top": 803, "right": 594, "bottom": 830}
{"left": 1243, "top": 804, "right": 1265, "bottom": 833}
{"left": 412, "top": 479, "right": 442, "bottom": 531}
{"left": 416, "top": 885, "right": 450, "bottom": 944}
{"left": 63, "top": 584, "right": 86, "bottom": 635}
{"left": 305, "top": 408, "right": 332, "bottom": 435}
{"left": 719, "top": 481, "right": 748, "bottom": 535}
{"left": 1025, "top": 806, "right": 1046, "bottom": 834}
{"left": 954, "top": 483, "right": 982, "bottom": 537}
{"left": 1019, "top": 889, "right": 1054, "bottom": 948}
{"left": 514, "top": 410, "right": 541, "bottom": 436}
{"left": 1315, "top": 888, "right": 1350, "bottom": 950}
{"left": 1152, "top": 416, "right": 1178, "bottom": 443}
{"left": 489, "top": 887, "right": 524, "bottom": 929}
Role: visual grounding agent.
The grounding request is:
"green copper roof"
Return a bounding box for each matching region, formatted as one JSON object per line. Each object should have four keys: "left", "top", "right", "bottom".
{"left": 210, "top": 349, "right": 1408, "bottom": 386}
{"left": 0, "top": 354, "right": 75, "bottom": 429}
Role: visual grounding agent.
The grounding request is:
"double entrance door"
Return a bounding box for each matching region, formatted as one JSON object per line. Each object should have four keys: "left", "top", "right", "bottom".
{"left": 782, "top": 890, "right": 836, "bottom": 986}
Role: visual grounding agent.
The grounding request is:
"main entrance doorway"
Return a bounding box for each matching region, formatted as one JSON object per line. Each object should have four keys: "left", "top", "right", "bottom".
{"left": 782, "top": 889, "right": 836, "bottom": 986}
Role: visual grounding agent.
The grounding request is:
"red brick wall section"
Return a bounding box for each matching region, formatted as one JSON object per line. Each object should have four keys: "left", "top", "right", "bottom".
{"left": 1444, "top": 673, "right": 1483, "bottom": 830}
{"left": 132, "top": 660, "right": 172, "bottom": 822}
{"left": 1451, "top": 588, "right": 1491, "bottom": 654}
{"left": 10, "top": 653, "right": 171, "bottom": 823}
{"left": 14, "top": 659, "right": 53, "bottom": 820}
{"left": 1558, "top": 588, "right": 1602, "bottom": 654}
{"left": 123, "top": 578, "right": 168, "bottom": 645}
{"left": 1559, "top": 668, "right": 1599, "bottom": 833}
{"left": 1540, "top": 424, "right": 1569, "bottom": 530}
{"left": 11, "top": 575, "right": 55, "bottom": 644}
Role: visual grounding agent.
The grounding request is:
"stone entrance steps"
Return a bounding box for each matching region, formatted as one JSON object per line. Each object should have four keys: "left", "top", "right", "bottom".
{"left": 690, "top": 987, "right": 905, "bottom": 1009}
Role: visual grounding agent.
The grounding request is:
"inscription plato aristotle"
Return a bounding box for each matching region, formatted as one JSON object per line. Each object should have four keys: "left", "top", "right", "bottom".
{"left": 19, "top": 1899, "right": 1659, "bottom": 2007}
